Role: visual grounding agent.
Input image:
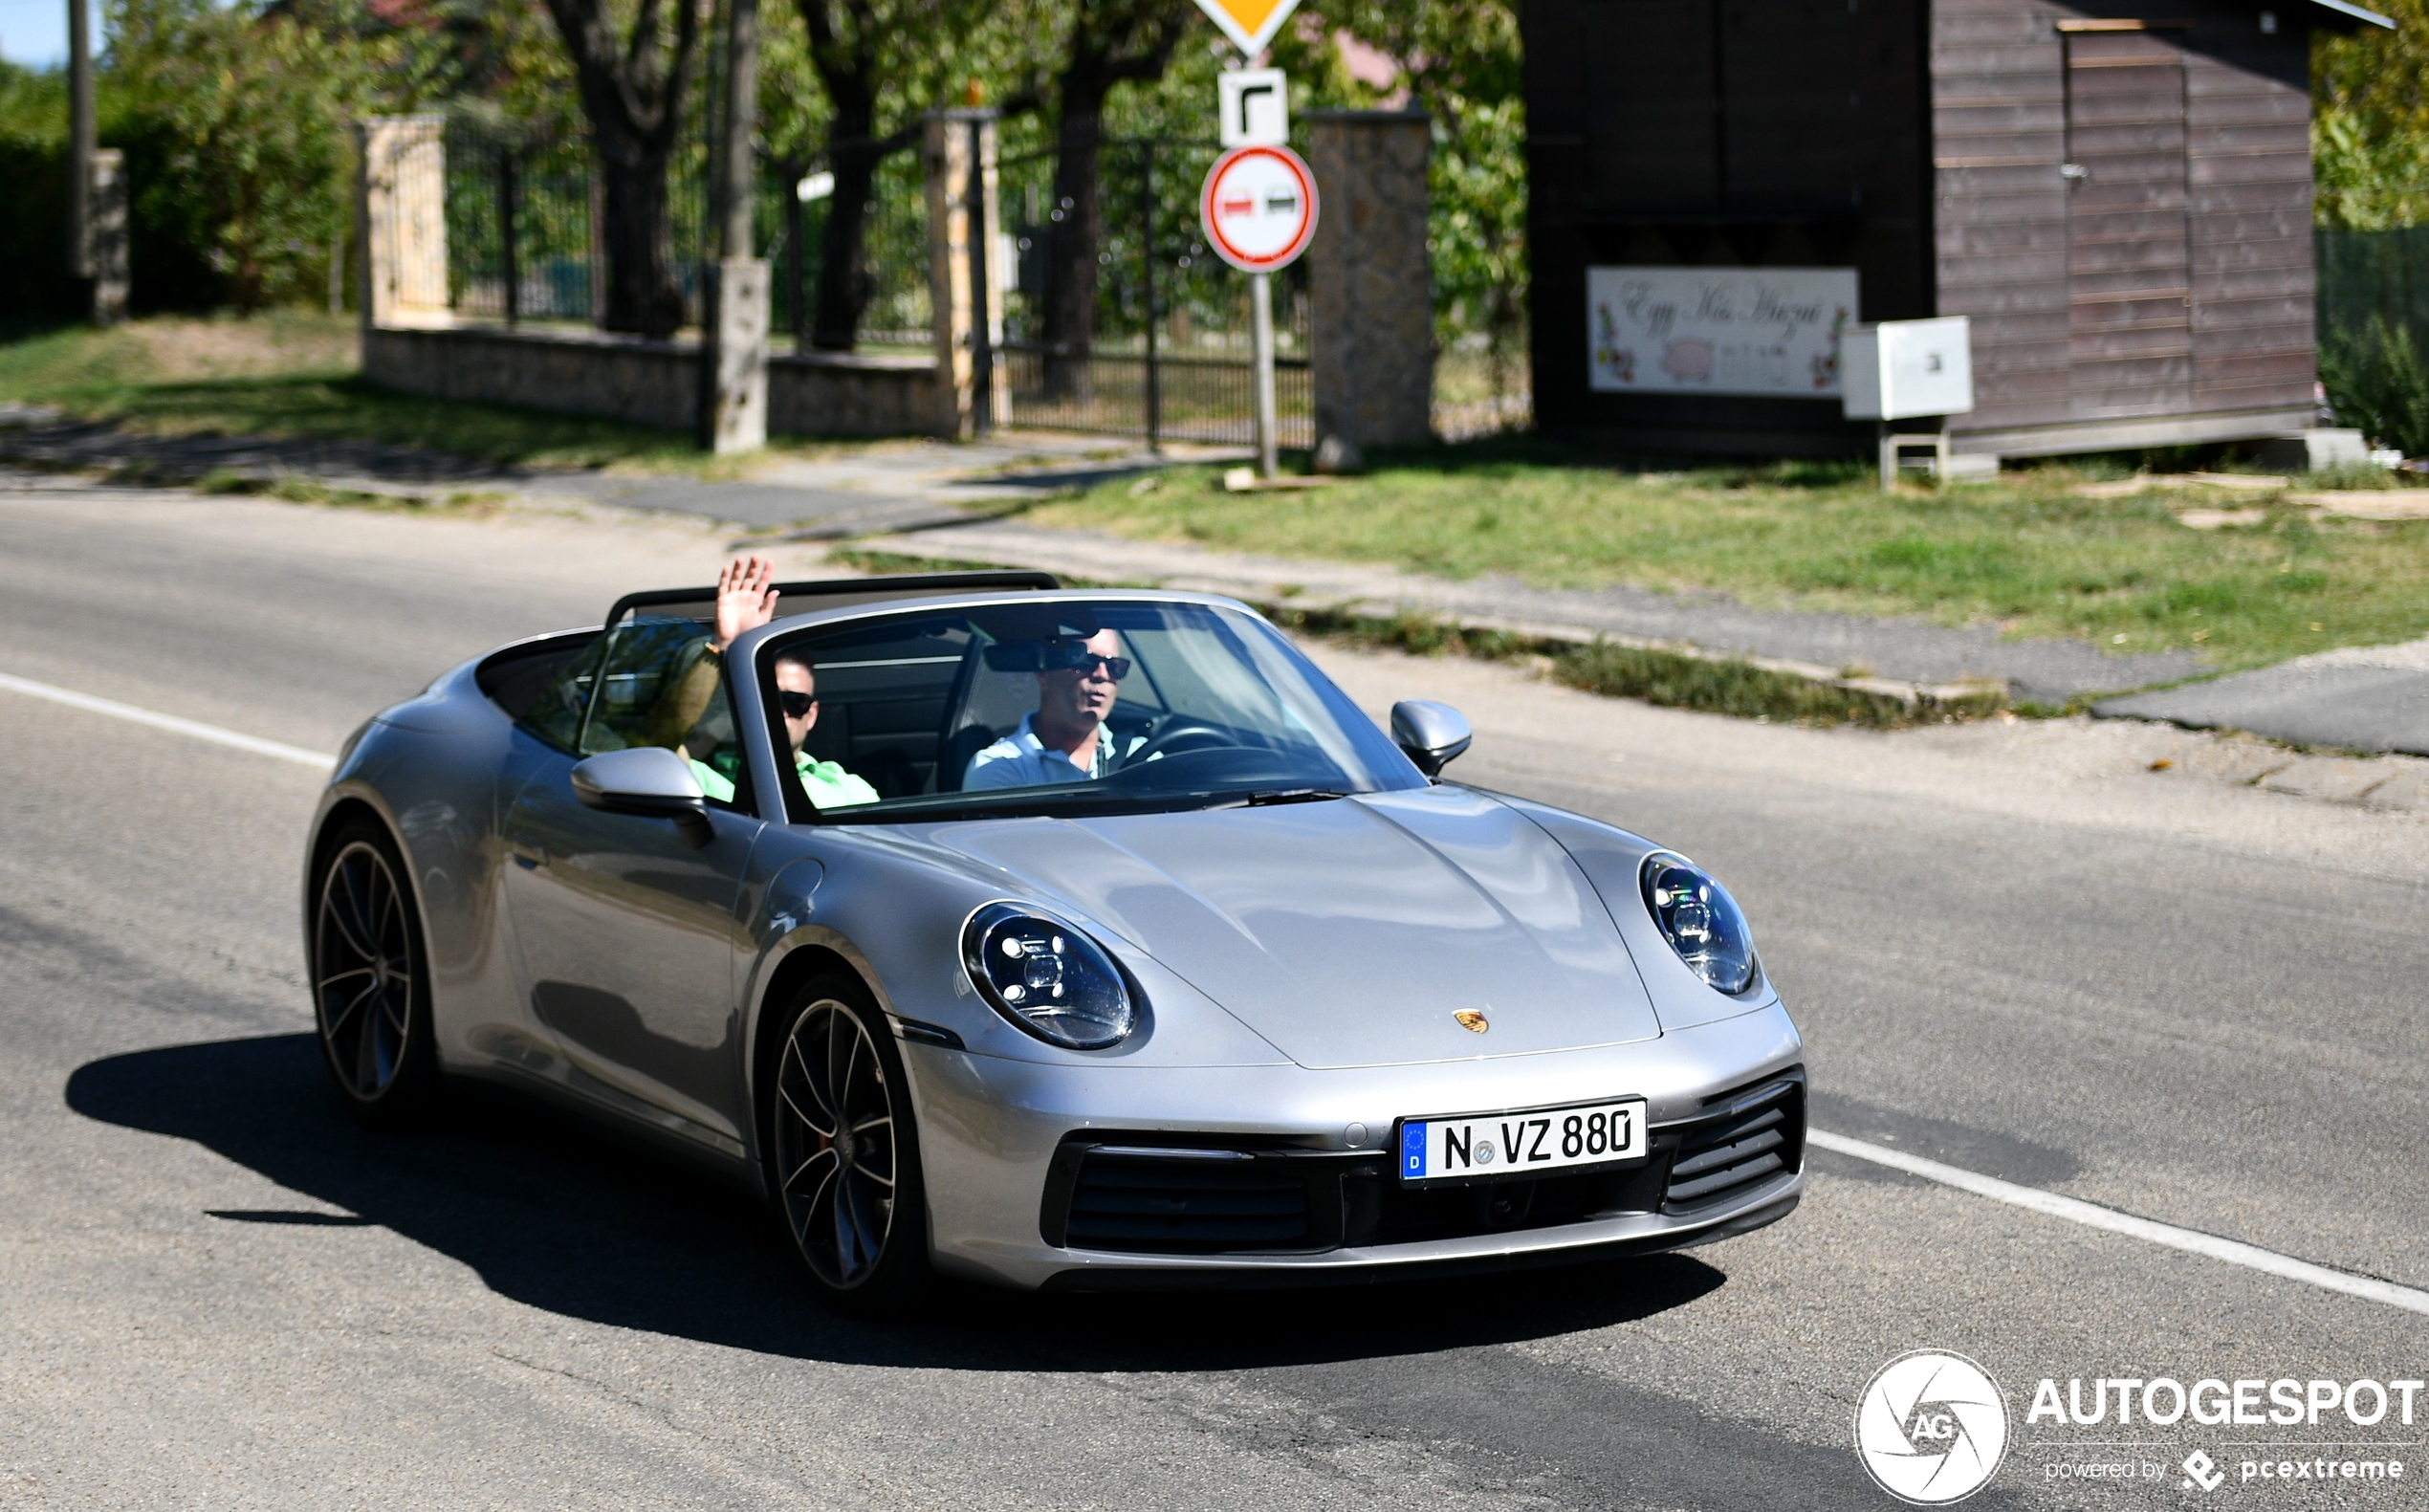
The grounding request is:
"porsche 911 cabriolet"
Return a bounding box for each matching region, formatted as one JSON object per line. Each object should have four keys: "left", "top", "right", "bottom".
{"left": 304, "top": 570, "right": 1805, "bottom": 1311}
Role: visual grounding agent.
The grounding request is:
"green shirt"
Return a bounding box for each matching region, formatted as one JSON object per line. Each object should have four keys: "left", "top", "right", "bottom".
{"left": 690, "top": 750, "right": 881, "bottom": 810}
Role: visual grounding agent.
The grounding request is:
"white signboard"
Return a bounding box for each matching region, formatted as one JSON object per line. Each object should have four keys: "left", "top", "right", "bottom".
{"left": 1219, "top": 68, "right": 1289, "bottom": 146}
{"left": 1587, "top": 267, "right": 1859, "bottom": 398}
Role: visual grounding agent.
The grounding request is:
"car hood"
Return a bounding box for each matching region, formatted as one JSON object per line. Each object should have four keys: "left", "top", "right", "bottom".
{"left": 931, "top": 787, "right": 1661, "bottom": 1069}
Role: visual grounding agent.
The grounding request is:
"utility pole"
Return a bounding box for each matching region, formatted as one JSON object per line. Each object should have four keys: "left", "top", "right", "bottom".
{"left": 696, "top": 0, "right": 768, "bottom": 452}
{"left": 66, "top": 0, "right": 93, "bottom": 285}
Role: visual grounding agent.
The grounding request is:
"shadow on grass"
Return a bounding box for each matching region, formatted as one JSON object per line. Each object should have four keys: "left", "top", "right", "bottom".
{"left": 63, "top": 373, "right": 698, "bottom": 470}
{"left": 66, "top": 1032, "right": 1732, "bottom": 1371}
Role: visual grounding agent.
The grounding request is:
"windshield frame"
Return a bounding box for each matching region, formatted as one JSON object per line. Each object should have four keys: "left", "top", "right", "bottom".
{"left": 742, "top": 591, "right": 1428, "bottom": 825}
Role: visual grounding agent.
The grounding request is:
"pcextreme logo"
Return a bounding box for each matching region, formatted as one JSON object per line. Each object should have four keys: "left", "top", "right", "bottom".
{"left": 1856, "top": 1350, "right": 2012, "bottom": 1504}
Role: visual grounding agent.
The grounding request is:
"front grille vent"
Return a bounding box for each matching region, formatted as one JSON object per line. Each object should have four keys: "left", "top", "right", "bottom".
{"left": 1061, "top": 1148, "right": 1313, "bottom": 1254}
{"left": 1661, "top": 1074, "right": 1805, "bottom": 1214}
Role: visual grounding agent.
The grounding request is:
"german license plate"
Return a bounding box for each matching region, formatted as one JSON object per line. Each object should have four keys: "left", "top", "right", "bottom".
{"left": 1397, "top": 1098, "right": 1649, "bottom": 1184}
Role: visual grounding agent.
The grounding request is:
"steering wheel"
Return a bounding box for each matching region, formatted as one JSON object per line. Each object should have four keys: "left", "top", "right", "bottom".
{"left": 1123, "top": 718, "right": 1249, "bottom": 768}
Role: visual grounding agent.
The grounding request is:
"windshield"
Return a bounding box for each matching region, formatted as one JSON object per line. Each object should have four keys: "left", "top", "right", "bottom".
{"left": 754, "top": 599, "right": 1426, "bottom": 822}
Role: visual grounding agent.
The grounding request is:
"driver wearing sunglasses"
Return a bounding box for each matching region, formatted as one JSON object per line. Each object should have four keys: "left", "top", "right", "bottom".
{"left": 963, "top": 627, "right": 1147, "bottom": 791}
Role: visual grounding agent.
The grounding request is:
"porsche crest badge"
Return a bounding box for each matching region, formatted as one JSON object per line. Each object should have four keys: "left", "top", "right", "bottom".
{"left": 1453, "top": 1009, "right": 1490, "bottom": 1034}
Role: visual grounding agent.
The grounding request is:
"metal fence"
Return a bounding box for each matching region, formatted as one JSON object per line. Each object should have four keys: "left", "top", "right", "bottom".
{"left": 444, "top": 123, "right": 706, "bottom": 327}
{"left": 996, "top": 136, "right": 1312, "bottom": 448}
{"left": 439, "top": 120, "right": 932, "bottom": 349}
{"left": 434, "top": 118, "right": 1319, "bottom": 446}
{"left": 2317, "top": 226, "right": 2429, "bottom": 354}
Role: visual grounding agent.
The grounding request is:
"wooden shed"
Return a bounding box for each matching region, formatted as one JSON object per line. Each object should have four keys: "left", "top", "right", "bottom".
{"left": 1521, "top": 0, "right": 2393, "bottom": 462}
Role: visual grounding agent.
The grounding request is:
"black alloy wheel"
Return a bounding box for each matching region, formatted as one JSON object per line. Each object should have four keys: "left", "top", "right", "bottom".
{"left": 767, "top": 972, "right": 930, "bottom": 1312}
{"left": 311, "top": 820, "right": 438, "bottom": 1122}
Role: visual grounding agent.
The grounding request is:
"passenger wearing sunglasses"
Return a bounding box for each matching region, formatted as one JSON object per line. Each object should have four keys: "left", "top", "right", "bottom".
{"left": 963, "top": 627, "right": 1147, "bottom": 792}
{"left": 669, "top": 555, "right": 878, "bottom": 810}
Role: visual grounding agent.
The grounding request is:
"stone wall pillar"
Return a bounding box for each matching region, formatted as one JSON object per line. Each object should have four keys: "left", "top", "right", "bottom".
{"left": 1306, "top": 110, "right": 1434, "bottom": 456}
{"left": 924, "top": 109, "right": 1007, "bottom": 439}
{"left": 356, "top": 115, "right": 451, "bottom": 330}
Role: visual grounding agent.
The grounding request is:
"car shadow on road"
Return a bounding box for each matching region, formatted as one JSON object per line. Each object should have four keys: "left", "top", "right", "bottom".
{"left": 67, "top": 1033, "right": 1731, "bottom": 1371}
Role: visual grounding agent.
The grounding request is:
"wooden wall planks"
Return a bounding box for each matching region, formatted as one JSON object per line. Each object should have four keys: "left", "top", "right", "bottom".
{"left": 1526, "top": 0, "right": 2322, "bottom": 453}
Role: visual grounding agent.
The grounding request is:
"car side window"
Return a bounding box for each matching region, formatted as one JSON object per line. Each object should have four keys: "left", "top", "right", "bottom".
{"left": 520, "top": 617, "right": 751, "bottom": 810}
{"left": 516, "top": 635, "right": 609, "bottom": 752}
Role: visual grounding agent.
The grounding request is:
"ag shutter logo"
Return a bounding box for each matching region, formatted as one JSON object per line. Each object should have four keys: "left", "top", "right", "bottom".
{"left": 1856, "top": 1350, "right": 2011, "bottom": 1504}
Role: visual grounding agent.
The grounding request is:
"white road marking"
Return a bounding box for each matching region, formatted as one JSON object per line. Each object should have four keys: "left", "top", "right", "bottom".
{"left": 0, "top": 671, "right": 337, "bottom": 771}
{"left": 1810, "top": 1129, "right": 2429, "bottom": 1318}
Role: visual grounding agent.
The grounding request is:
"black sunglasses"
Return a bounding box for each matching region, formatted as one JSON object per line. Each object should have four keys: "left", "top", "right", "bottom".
{"left": 1057, "top": 653, "right": 1131, "bottom": 682}
{"left": 777, "top": 690, "right": 820, "bottom": 717}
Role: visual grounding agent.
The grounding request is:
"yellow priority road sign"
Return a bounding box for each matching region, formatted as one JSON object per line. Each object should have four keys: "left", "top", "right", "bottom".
{"left": 1191, "top": 0, "right": 1304, "bottom": 59}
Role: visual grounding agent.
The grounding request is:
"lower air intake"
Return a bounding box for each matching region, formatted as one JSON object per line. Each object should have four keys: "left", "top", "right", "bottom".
{"left": 1661, "top": 1073, "right": 1805, "bottom": 1214}
{"left": 1061, "top": 1149, "right": 1313, "bottom": 1254}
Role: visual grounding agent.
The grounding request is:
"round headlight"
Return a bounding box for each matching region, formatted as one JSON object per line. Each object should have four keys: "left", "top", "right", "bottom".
{"left": 1639, "top": 852, "right": 1757, "bottom": 996}
{"left": 961, "top": 903, "right": 1139, "bottom": 1050}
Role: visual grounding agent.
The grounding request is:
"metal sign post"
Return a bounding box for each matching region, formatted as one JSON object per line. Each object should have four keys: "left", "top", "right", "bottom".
{"left": 1201, "top": 142, "right": 1318, "bottom": 478}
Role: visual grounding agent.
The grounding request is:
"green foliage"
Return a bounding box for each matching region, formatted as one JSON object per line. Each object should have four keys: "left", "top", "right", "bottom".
{"left": 109, "top": 0, "right": 409, "bottom": 309}
{"left": 0, "top": 63, "right": 78, "bottom": 318}
{"left": 2315, "top": 0, "right": 2429, "bottom": 229}
{"left": 2320, "top": 313, "right": 2429, "bottom": 452}
{"left": 0, "top": 0, "right": 436, "bottom": 314}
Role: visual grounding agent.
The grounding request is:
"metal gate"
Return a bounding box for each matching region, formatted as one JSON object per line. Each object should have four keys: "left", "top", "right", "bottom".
{"left": 996, "top": 137, "right": 1311, "bottom": 449}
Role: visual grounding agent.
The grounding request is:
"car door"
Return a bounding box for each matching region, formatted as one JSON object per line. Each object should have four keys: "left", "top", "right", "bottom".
{"left": 500, "top": 618, "right": 765, "bottom": 1153}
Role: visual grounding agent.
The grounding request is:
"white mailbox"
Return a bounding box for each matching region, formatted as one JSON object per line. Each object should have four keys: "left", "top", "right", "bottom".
{"left": 1841, "top": 317, "right": 1974, "bottom": 421}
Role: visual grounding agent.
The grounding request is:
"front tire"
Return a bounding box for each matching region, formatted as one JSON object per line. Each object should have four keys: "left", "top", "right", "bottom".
{"left": 309, "top": 819, "right": 440, "bottom": 1125}
{"left": 765, "top": 971, "right": 931, "bottom": 1314}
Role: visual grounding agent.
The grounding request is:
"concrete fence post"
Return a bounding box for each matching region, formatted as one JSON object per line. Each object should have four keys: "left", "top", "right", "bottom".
{"left": 925, "top": 109, "right": 1005, "bottom": 439}
{"left": 356, "top": 114, "right": 451, "bottom": 331}
{"left": 87, "top": 148, "right": 127, "bottom": 326}
{"left": 702, "top": 256, "right": 771, "bottom": 452}
{"left": 1305, "top": 110, "right": 1435, "bottom": 458}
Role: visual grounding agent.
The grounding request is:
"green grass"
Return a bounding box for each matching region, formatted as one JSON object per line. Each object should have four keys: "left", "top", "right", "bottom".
{"left": 0, "top": 314, "right": 757, "bottom": 474}
{"left": 1026, "top": 438, "right": 2429, "bottom": 670}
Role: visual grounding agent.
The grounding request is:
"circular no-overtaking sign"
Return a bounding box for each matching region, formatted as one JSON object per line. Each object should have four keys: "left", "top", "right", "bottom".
{"left": 1199, "top": 144, "right": 1319, "bottom": 273}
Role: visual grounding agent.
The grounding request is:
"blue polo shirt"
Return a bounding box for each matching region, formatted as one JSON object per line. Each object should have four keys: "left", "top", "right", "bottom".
{"left": 964, "top": 713, "right": 1136, "bottom": 790}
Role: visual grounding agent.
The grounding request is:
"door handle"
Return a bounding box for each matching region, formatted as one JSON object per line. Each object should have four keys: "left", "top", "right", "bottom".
{"left": 509, "top": 839, "right": 546, "bottom": 869}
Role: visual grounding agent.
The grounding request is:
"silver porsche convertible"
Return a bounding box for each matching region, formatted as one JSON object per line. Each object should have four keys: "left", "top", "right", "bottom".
{"left": 303, "top": 571, "right": 1805, "bottom": 1310}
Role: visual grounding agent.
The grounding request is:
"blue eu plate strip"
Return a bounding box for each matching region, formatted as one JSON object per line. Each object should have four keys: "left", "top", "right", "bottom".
{"left": 1401, "top": 1121, "right": 1427, "bottom": 1177}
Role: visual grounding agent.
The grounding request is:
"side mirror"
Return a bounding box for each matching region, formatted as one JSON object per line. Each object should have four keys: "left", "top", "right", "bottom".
{"left": 1390, "top": 700, "right": 1473, "bottom": 778}
{"left": 572, "top": 747, "right": 708, "bottom": 821}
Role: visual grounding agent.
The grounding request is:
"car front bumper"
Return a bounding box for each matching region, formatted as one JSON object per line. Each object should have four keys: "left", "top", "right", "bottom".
{"left": 907, "top": 998, "right": 1806, "bottom": 1291}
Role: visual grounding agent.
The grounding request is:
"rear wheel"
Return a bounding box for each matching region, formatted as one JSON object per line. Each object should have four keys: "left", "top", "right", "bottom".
{"left": 310, "top": 819, "right": 439, "bottom": 1124}
{"left": 766, "top": 971, "right": 931, "bottom": 1314}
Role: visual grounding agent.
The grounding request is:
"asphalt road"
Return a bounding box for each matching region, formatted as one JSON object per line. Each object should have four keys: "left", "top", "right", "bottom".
{"left": 4, "top": 473, "right": 2427, "bottom": 1510}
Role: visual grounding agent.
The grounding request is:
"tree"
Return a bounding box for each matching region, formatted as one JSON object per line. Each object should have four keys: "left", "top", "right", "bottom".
{"left": 790, "top": 0, "right": 986, "bottom": 349}
{"left": 537, "top": 0, "right": 702, "bottom": 337}
{"left": 1033, "top": 0, "right": 1190, "bottom": 394}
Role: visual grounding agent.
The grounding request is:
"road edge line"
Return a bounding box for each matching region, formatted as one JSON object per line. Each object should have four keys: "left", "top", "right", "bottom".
{"left": 1808, "top": 1129, "right": 2429, "bottom": 1318}
{"left": 0, "top": 671, "right": 337, "bottom": 771}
